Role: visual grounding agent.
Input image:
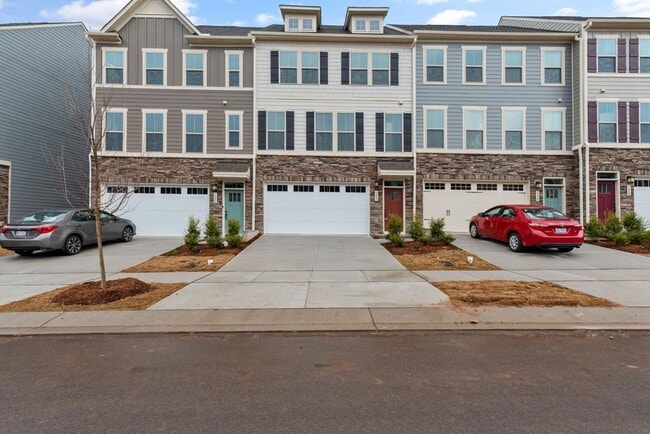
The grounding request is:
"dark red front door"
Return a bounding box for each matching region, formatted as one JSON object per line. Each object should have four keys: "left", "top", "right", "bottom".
{"left": 597, "top": 181, "right": 616, "bottom": 221}
{"left": 384, "top": 188, "right": 403, "bottom": 230}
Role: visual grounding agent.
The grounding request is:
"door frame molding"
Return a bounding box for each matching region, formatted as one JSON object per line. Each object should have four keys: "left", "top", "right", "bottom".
{"left": 222, "top": 182, "right": 245, "bottom": 234}
{"left": 383, "top": 180, "right": 405, "bottom": 233}
{"left": 596, "top": 171, "right": 619, "bottom": 219}
{"left": 542, "top": 177, "right": 566, "bottom": 213}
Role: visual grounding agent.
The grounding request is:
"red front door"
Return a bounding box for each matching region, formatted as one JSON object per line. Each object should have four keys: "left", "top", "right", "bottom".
{"left": 384, "top": 188, "right": 403, "bottom": 230}
{"left": 597, "top": 181, "right": 616, "bottom": 221}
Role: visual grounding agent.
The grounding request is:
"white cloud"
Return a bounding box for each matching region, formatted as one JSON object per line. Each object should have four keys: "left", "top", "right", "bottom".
{"left": 256, "top": 13, "right": 280, "bottom": 24}
{"left": 416, "top": 0, "right": 448, "bottom": 5}
{"left": 614, "top": 0, "right": 650, "bottom": 16}
{"left": 426, "top": 9, "right": 476, "bottom": 25}
{"left": 554, "top": 7, "right": 578, "bottom": 16}
{"left": 231, "top": 20, "right": 245, "bottom": 26}
{"left": 466, "top": 0, "right": 483, "bottom": 3}
{"left": 0, "top": 1, "right": 4, "bottom": 11}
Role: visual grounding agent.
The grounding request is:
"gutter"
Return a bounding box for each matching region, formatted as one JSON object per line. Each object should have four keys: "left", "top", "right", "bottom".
{"left": 251, "top": 35, "right": 257, "bottom": 232}
{"left": 582, "top": 21, "right": 593, "bottom": 222}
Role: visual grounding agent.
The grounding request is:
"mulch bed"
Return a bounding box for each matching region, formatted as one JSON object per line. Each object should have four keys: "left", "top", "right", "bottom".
{"left": 383, "top": 241, "right": 499, "bottom": 270}
{"left": 383, "top": 241, "right": 459, "bottom": 255}
{"left": 163, "top": 233, "right": 261, "bottom": 257}
{"left": 586, "top": 240, "right": 650, "bottom": 255}
{"left": 51, "top": 277, "right": 152, "bottom": 306}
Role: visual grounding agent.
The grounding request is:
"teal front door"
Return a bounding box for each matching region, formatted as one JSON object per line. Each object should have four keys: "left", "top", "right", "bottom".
{"left": 544, "top": 186, "right": 564, "bottom": 212}
{"left": 224, "top": 189, "right": 244, "bottom": 233}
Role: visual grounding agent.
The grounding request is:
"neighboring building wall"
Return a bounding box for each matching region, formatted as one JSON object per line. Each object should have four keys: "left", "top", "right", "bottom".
{"left": 0, "top": 24, "right": 90, "bottom": 220}
{"left": 0, "top": 164, "right": 9, "bottom": 224}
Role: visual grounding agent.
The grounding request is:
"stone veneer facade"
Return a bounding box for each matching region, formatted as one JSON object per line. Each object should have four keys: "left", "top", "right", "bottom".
{"left": 588, "top": 148, "right": 650, "bottom": 217}
{"left": 416, "top": 153, "right": 580, "bottom": 218}
{"left": 99, "top": 157, "right": 254, "bottom": 232}
{"left": 0, "top": 164, "right": 9, "bottom": 225}
{"left": 255, "top": 155, "right": 415, "bottom": 236}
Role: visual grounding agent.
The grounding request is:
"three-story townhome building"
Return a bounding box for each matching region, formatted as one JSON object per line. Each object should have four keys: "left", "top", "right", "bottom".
{"left": 252, "top": 6, "right": 415, "bottom": 235}
{"left": 89, "top": 0, "right": 255, "bottom": 236}
{"left": 396, "top": 24, "right": 577, "bottom": 232}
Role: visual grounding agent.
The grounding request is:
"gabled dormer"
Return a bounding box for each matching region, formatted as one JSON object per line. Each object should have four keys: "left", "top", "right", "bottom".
{"left": 280, "top": 5, "right": 321, "bottom": 33}
{"left": 344, "top": 7, "right": 388, "bottom": 34}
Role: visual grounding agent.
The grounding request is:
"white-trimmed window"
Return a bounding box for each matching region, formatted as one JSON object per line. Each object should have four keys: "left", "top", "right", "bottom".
{"left": 424, "top": 106, "right": 446, "bottom": 149}
{"left": 226, "top": 111, "right": 243, "bottom": 149}
{"left": 369, "top": 20, "right": 381, "bottom": 32}
{"left": 143, "top": 49, "right": 167, "bottom": 86}
{"left": 372, "top": 53, "right": 390, "bottom": 85}
{"left": 267, "top": 112, "right": 286, "bottom": 150}
{"left": 351, "top": 53, "right": 368, "bottom": 85}
{"left": 353, "top": 18, "right": 382, "bottom": 33}
{"left": 597, "top": 38, "right": 616, "bottom": 73}
{"left": 303, "top": 18, "right": 313, "bottom": 31}
{"left": 640, "top": 39, "right": 650, "bottom": 73}
{"left": 316, "top": 113, "right": 333, "bottom": 151}
{"left": 104, "top": 109, "right": 127, "bottom": 152}
{"left": 641, "top": 103, "right": 650, "bottom": 143}
{"left": 385, "top": 113, "right": 403, "bottom": 152}
{"left": 183, "top": 50, "right": 206, "bottom": 87}
{"left": 463, "top": 107, "right": 486, "bottom": 149}
{"left": 103, "top": 48, "right": 126, "bottom": 85}
{"left": 288, "top": 18, "right": 299, "bottom": 30}
{"left": 503, "top": 48, "right": 525, "bottom": 85}
{"left": 285, "top": 17, "right": 315, "bottom": 32}
{"left": 463, "top": 47, "right": 485, "bottom": 84}
{"left": 597, "top": 102, "right": 617, "bottom": 143}
{"left": 226, "top": 51, "right": 242, "bottom": 87}
{"left": 355, "top": 19, "right": 366, "bottom": 32}
{"left": 502, "top": 108, "right": 525, "bottom": 150}
{"left": 279, "top": 51, "right": 298, "bottom": 84}
{"left": 542, "top": 108, "right": 565, "bottom": 150}
{"left": 301, "top": 52, "right": 319, "bottom": 84}
{"left": 424, "top": 46, "right": 446, "bottom": 84}
{"left": 542, "top": 47, "right": 564, "bottom": 85}
{"left": 337, "top": 113, "right": 355, "bottom": 151}
{"left": 142, "top": 110, "right": 166, "bottom": 153}
{"left": 183, "top": 110, "right": 206, "bottom": 153}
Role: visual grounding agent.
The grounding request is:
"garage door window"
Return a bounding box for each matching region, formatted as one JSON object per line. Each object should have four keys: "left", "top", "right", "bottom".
{"left": 320, "top": 185, "right": 340, "bottom": 193}
{"left": 134, "top": 186, "right": 155, "bottom": 194}
{"left": 293, "top": 185, "right": 314, "bottom": 192}
{"left": 503, "top": 184, "right": 525, "bottom": 191}
{"left": 267, "top": 185, "right": 288, "bottom": 192}
{"left": 345, "top": 186, "right": 366, "bottom": 193}
{"left": 161, "top": 187, "right": 181, "bottom": 194}
{"left": 187, "top": 187, "right": 208, "bottom": 195}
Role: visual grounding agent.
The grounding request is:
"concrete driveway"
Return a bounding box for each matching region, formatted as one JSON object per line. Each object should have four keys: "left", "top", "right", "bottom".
{"left": 417, "top": 234, "right": 650, "bottom": 307}
{"left": 149, "top": 235, "right": 449, "bottom": 310}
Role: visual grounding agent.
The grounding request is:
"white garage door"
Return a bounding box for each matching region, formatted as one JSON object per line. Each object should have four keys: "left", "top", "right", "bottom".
{"left": 423, "top": 181, "right": 529, "bottom": 232}
{"left": 264, "top": 184, "right": 369, "bottom": 235}
{"left": 634, "top": 180, "right": 650, "bottom": 224}
{"left": 103, "top": 185, "right": 210, "bottom": 236}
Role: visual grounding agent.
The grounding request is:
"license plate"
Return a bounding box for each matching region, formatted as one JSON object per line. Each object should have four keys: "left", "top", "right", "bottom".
{"left": 14, "top": 231, "right": 27, "bottom": 237}
{"left": 555, "top": 227, "right": 567, "bottom": 234}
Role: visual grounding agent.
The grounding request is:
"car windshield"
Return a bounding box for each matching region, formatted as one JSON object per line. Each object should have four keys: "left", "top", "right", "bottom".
{"left": 19, "top": 211, "right": 67, "bottom": 224}
{"left": 523, "top": 208, "right": 568, "bottom": 220}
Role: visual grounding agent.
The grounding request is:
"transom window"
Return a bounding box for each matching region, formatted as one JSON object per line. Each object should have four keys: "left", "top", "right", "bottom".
{"left": 144, "top": 50, "right": 165, "bottom": 85}
{"left": 280, "top": 51, "right": 298, "bottom": 84}
{"left": 104, "top": 49, "right": 125, "bottom": 84}
{"left": 425, "top": 108, "right": 445, "bottom": 149}
{"left": 227, "top": 52, "right": 242, "bottom": 87}
{"left": 183, "top": 112, "right": 205, "bottom": 153}
{"left": 543, "top": 109, "right": 564, "bottom": 150}
{"left": 543, "top": 48, "right": 563, "bottom": 85}
{"left": 144, "top": 111, "right": 165, "bottom": 152}
{"left": 384, "top": 114, "right": 403, "bottom": 152}
{"left": 464, "top": 108, "right": 485, "bottom": 149}
{"left": 267, "top": 112, "right": 286, "bottom": 150}
{"left": 105, "top": 110, "right": 125, "bottom": 152}
{"left": 597, "top": 39, "right": 616, "bottom": 73}
{"left": 463, "top": 48, "right": 485, "bottom": 84}
{"left": 424, "top": 47, "right": 445, "bottom": 83}
{"left": 640, "top": 103, "right": 650, "bottom": 143}
{"left": 503, "top": 109, "right": 525, "bottom": 150}
{"left": 227, "top": 112, "right": 242, "bottom": 149}
{"left": 184, "top": 51, "right": 205, "bottom": 86}
{"left": 640, "top": 40, "right": 650, "bottom": 73}
{"left": 503, "top": 48, "right": 524, "bottom": 84}
{"left": 351, "top": 53, "right": 368, "bottom": 85}
{"left": 598, "top": 102, "right": 616, "bottom": 143}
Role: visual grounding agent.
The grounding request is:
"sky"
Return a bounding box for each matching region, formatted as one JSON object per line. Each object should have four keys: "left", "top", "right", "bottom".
{"left": 0, "top": 0, "right": 649, "bottom": 31}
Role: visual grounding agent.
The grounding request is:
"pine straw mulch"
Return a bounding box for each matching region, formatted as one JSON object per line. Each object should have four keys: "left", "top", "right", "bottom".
{"left": 383, "top": 241, "right": 499, "bottom": 271}
{"left": 434, "top": 280, "right": 619, "bottom": 307}
{"left": 586, "top": 240, "right": 650, "bottom": 256}
{"left": 0, "top": 247, "right": 14, "bottom": 257}
{"left": 0, "top": 278, "right": 186, "bottom": 312}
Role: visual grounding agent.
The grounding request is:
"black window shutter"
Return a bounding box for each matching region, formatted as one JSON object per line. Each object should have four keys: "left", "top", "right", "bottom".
{"left": 355, "top": 112, "right": 364, "bottom": 152}
{"left": 587, "top": 39, "right": 597, "bottom": 73}
{"left": 375, "top": 113, "right": 384, "bottom": 152}
{"left": 306, "top": 111, "right": 315, "bottom": 151}
{"left": 270, "top": 51, "right": 279, "bottom": 84}
{"left": 618, "top": 39, "right": 627, "bottom": 73}
{"left": 286, "top": 111, "right": 294, "bottom": 150}
{"left": 390, "top": 52, "right": 399, "bottom": 86}
{"left": 258, "top": 110, "right": 267, "bottom": 150}
{"left": 618, "top": 102, "right": 628, "bottom": 143}
{"left": 403, "top": 113, "right": 412, "bottom": 152}
{"left": 320, "top": 52, "right": 328, "bottom": 85}
{"left": 341, "top": 52, "right": 350, "bottom": 85}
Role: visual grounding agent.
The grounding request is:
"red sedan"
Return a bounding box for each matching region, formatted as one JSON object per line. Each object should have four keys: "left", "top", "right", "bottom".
{"left": 469, "top": 205, "right": 584, "bottom": 252}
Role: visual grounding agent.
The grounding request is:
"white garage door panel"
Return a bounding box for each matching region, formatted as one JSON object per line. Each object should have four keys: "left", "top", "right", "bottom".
{"left": 634, "top": 185, "right": 650, "bottom": 224}
{"left": 265, "top": 186, "right": 369, "bottom": 235}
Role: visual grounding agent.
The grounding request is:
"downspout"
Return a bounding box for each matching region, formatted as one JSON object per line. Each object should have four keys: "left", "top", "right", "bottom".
{"left": 251, "top": 35, "right": 257, "bottom": 232}
{"left": 412, "top": 35, "right": 417, "bottom": 222}
{"left": 89, "top": 35, "right": 97, "bottom": 208}
{"left": 582, "top": 21, "right": 593, "bottom": 222}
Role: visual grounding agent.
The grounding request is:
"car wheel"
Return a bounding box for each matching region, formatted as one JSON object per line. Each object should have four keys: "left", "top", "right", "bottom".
{"left": 15, "top": 250, "right": 33, "bottom": 256}
{"left": 469, "top": 223, "right": 481, "bottom": 239}
{"left": 508, "top": 232, "right": 523, "bottom": 252}
{"left": 558, "top": 247, "right": 574, "bottom": 253}
{"left": 121, "top": 226, "right": 134, "bottom": 242}
{"left": 63, "top": 234, "right": 83, "bottom": 255}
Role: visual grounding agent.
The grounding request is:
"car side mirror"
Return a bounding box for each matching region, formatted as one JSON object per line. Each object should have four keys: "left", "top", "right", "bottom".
{"left": 477, "top": 212, "right": 485, "bottom": 217}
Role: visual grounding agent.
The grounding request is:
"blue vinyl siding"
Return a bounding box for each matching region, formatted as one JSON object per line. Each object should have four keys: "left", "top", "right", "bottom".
{"left": 416, "top": 43, "right": 573, "bottom": 151}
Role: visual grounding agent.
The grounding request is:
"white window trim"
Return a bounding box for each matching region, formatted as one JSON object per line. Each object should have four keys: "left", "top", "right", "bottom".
{"left": 103, "top": 108, "right": 128, "bottom": 153}
{"left": 501, "top": 47, "right": 526, "bottom": 86}
{"left": 595, "top": 99, "right": 618, "bottom": 144}
{"left": 182, "top": 49, "right": 207, "bottom": 87}
{"left": 182, "top": 110, "right": 208, "bottom": 155}
{"left": 501, "top": 107, "right": 527, "bottom": 151}
{"left": 352, "top": 18, "right": 383, "bottom": 33}
{"left": 541, "top": 47, "right": 565, "bottom": 86}
{"left": 225, "top": 110, "right": 244, "bottom": 150}
{"left": 462, "top": 106, "right": 487, "bottom": 150}
{"left": 383, "top": 112, "right": 404, "bottom": 152}
{"left": 142, "top": 48, "right": 168, "bottom": 86}
{"left": 596, "top": 36, "right": 618, "bottom": 74}
{"left": 423, "top": 45, "right": 447, "bottom": 85}
{"left": 101, "top": 47, "right": 127, "bottom": 86}
{"left": 639, "top": 99, "right": 650, "bottom": 143}
{"left": 350, "top": 51, "right": 392, "bottom": 86}
{"left": 638, "top": 37, "right": 650, "bottom": 74}
{"left": 541, "top": 107, "right": 567, "bottom": 151}
{"left": 267, "top": 111, "right": 287, "bottom": 151}
{"left": 422, "top": 105, "right": 447, "bottom": 150}
{"left": 284, "top": 14, "right": 317, "bottom": 32}
{"left": 225, "top": 50, "right": 243, "bottom": 88}
{"left": 142, "top": 109, "right": 168, "bottom": 154}
{"left": 462, "top": 46, "right": 487, "bottom": 85}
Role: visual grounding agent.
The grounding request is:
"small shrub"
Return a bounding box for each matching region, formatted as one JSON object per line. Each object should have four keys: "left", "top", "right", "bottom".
{"left": 386, "top": 214, "right": 404, "bottom": 246}
{"left": 627, "top": 230, "right": 649, "bottom": 245}
{"left": 204, "top": 215, "right": 223, "bottom": 248}
{"left": 610, "top": 232, "right": 630, "bottom": 245}
{"left": 408, "top": 217, "right": 426, "bottom": 242}
{"left": 184, "top": 216, "right": 201, "bottom": 252}
{"left": 622, "top": 211, "right": 647, "bottom": 233}
{"left": 225, "top": 218, "right": 243, "bottom": 248}
{"left": 584, "top": 216, "right": 605, "bottom": 239}
{"left": 604, "top": 213, "right": 623, "bottom": 237}
{"left": 429, "top": 218, "right": 456, "bottom": 244}
{"left": 387, "top": 233, "right": 405, "bottom": 247}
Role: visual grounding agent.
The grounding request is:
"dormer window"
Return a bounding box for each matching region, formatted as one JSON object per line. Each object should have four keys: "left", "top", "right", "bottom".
{"left": 303, "top": 18, "right": 313, "bottom": 30}
{"left": 352, "top": 18, "right": 383, "bottom": 33}
{"left": 288, "top": 18, "right": 299, "bottom": 30}
{"left": 369, "top": 20, "right": 380, "bottom": 32}
{"left": 345, "top": 8, "right": 388, "bottom": 34}
{"left": 355, "top": 20, "right": 366, "bottom": 32}
{"left": 281, "top": 6, "right": 321, "bottom": 33}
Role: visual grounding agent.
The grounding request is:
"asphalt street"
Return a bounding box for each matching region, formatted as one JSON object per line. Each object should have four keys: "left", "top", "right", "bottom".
{"left": 1, "top": 331, "right": 648, "bottom": 433}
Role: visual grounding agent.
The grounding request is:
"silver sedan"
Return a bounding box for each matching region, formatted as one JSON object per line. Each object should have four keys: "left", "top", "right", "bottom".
{"left": 0, "top": 209, "right": 136, "bottom": 256}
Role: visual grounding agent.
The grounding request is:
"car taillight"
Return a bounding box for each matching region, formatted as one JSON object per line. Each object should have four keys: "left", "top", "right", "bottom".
{"left": 1, "top": 227, "right": 8, "bottom": 234}
{"left": 529, "top": 223, "right": 547, "bottom": 230}
{"left": 32, "top": 225, "right": 59, "bottom": 234}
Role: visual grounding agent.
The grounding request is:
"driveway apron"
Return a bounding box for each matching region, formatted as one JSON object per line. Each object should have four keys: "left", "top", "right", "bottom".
{"left": 149, "top": 235, "right": 449, "bottom": 310}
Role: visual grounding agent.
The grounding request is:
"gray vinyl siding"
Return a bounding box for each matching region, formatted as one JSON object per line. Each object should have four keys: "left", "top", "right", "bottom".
{"left": 416, "top": 42, "right": 573, "bottom": 151}
{"left": 572, "top": 40, "right": 582, "bottom": 145}
{"left": 0, "top": 24, "right": 90, "bottom": 221}
{"left": 96, "top": 18, "right": 254, "bottom": 87}
{"left": 96, "top": 88, "right": 254, "bottom": 154}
